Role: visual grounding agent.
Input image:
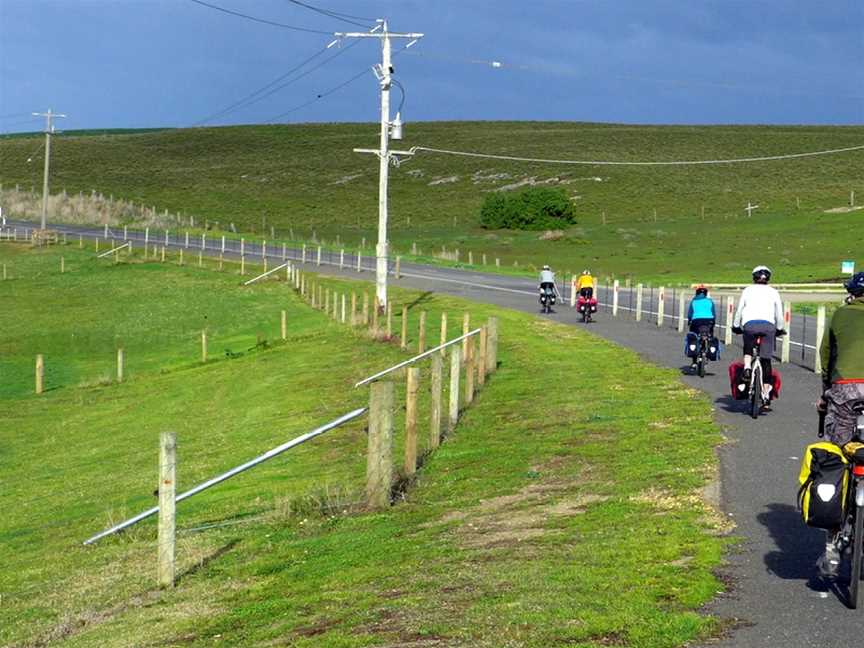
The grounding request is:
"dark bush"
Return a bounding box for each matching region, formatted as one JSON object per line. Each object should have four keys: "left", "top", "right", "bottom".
{"left": 480, "top": 187, "right": 577, "bottom": 230}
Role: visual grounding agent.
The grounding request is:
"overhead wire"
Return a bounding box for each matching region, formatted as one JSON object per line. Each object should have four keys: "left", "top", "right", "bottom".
{"left": 265, "top": 43, "right": 415, "bottom": 122}
{"left": 282, "top": 0, "right": 375, "bottom": 28}
{"left": 408, "top": 143, "right": 864, "bottom": 167}
{"left": 192, "top": 40, "right": 364, "bottom": 126}
{"left": 187, "top": 0, "right": 332, "bottom": 34}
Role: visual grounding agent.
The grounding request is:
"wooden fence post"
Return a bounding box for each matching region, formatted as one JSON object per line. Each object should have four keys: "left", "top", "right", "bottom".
{"left": 635, "top": 284, "right": 644, "bottom": 322}
{"left": 157, "top": 431, "right": 176, "bottom": 588}
{"left": 464, "top": 338, "right": 475, "bottom": 406}
{"left": 781, "top": 301, "right": 792, "bottom": 363}
{"left": 462, "top": 312, "right": 470, "bottom": 358}
{"left": 814, "top": 306, "right": 826, "bottom": 374}
{"left": 401, "top": 306, "right": 408, "bottom": 349}
{"left": 371, "top": 298, "right": 380, "bottom": 336}
{"left": 356, "top": 251, "right": 362, "bottom": 272}
{"left": 430, "top": 354, "right": 443, "bottom": 449}
{"left": 117, "top": 348, "right": 124, "bottom": 383}
{"left": 386, "top": 302, "right": 393, "bottom": 338}
{"left": 478, "top": 327, "right": 488, "bottom": 386}
{"left": 316, "top": 246, "right": 322, "bottom": 266}
{"left": 341, "top": 293, "right": 347, "bottom": 324}
{"left": 161, "top": 247, "right": 166, "bottom": 263}
{"left": 612, "top": 279, "right": 620, "bottom": 317}
{"left": 366, "top": 381, "right": 394, "bottom": 509}
{"left": 418, "top": 311, "right": 427, "bottom": 353}
{"left": 60, "top": 256, "right": 65, "bottom": 274}
{"left": 724, "top": 297, "right": 735, "bottom": 347}
{"left": 678, "top": 293, "right": 686, "bottom": 333}
{"left": 35, "top": 354, "right": 44, "bottom": 395}
{"left": 439, "top": 312, "right": 448, "bottom": 355}
{"left": 301, "top": 244, "right": 306, "bottom": 264}
{"left": 350, "top": 292, "right": 357, "bottom": 325}
{"left": 362, "top": 293, "right": 370, "bottom": 326}
{"left": 340, "top": 249, "right": 344, "bottom": 269}
{"left": 486, "top": 317, "right": 499, "bottom": 374}
{"left": 281, "top": 310, "right": 287, "bottom": 340}
{"left": 395, "top": 256, "right": 401, "bottom": 279}
{"left": 404, "top": 368, "right": 420, "bottom": 476}
{"left": 201, "top": 330, "right": 208, "bottom": 363}
{"left": 657, "top": 287, "right": 665, "bottom": 327}
{"left": 449, "top": 346, "right": 462, "bottom": 432}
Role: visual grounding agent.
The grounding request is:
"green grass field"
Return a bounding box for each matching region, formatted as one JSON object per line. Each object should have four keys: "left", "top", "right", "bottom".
{"left": 3, "top": 242, "right": 728, "bottom": 647}
{"left": 1, "top": 121, "right": 862, "bottom": 284}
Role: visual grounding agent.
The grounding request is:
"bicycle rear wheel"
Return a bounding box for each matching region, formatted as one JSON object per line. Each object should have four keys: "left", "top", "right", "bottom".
{"left": 850, "top": 497, "right": 864, "bottom": 609}
{"left": 749, "top": 366, "right": 762, "bottom": 419}
{"left": 698, "top": 354, "right": 706, "bottom": 378}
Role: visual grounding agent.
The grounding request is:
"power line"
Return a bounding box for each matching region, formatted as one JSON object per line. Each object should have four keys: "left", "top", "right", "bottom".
{"left": 187, "top": 0, "right": 332, "bottom": 34}
{"left": 265, "top": 43, "right": 414, "bottom": 123}
{"left": 282, "top": 0, "right": 374, "bottom": 28}
{"left": 408, "top": 144, "right": 864, "bottom": 167}
{"left": 202, "top": 38, "right": 364, "bottom": 125}
{"left": 192, "top": 46, "right": 331, "bottom": 126}
{"left": 265, "top": 67, "right": 370, "bottom": 122}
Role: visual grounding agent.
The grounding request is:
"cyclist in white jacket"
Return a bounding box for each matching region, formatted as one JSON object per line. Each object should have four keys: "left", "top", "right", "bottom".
{"left": 732, "top": 265, "right": 786, "bottom": 388}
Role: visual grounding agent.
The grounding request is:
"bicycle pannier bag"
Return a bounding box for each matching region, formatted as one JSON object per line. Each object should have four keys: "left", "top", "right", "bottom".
{"left": 707, "top": 337, "right": 721, "bottom": 361}
{"left": 728, "top": 361, "right": 748, "bottom": 400}
{"left": 798, "top": 442, "right": 848, "bottom": 529}
{"left": 684, "top": 332, "right": 699, "bottom": 358}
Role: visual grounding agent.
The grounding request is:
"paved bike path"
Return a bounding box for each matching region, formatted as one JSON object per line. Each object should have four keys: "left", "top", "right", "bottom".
{"left": 7, "top": 221, "right": 853, "bottom": 643}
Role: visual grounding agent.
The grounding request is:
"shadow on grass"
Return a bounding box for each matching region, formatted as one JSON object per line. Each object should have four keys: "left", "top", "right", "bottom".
{"left": 176, "top": 538, "right": 240, "bottom": 585}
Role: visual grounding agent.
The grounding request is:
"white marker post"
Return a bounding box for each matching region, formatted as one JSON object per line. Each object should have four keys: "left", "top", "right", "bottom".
{"left": 612, "top": 280, "right": 620, "bottom": 317}
{"left": 725, "top": 297, "right": 735, "bottom": 346}
{"left": 781, "top": 301, "right": 792, "bottom": 363}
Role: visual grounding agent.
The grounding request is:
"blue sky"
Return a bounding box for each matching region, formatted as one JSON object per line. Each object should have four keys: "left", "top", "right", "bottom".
{"left": 1, "top": 0, "right": 862, "bottom": 132}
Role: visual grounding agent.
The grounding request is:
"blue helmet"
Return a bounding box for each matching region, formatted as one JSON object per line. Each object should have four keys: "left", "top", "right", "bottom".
{"left": 845, "top": 271, "right": 864, "bottom": 297}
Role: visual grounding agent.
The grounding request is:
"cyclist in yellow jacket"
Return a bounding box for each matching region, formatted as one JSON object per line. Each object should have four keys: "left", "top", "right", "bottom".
{"left": 576, "top": 270, "right": 595, "bottom": 299}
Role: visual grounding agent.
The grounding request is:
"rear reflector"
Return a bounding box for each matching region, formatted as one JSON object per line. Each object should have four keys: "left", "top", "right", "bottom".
{"left": 853, "top": 465, "right": 864, "bottom": 476}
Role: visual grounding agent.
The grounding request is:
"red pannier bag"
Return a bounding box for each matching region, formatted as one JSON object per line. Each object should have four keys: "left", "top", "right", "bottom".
{"left": 577, "top": 296, "right": 598, "bottom": 312}
{"left": 728, "top": 361, "right": 782, "bottom": 400}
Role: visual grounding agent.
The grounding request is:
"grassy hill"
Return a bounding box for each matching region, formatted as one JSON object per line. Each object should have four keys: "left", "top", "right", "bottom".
{"left": 1, "top": 121, "right": 862, "bottom": 282}
{"left": 1, "top": 242, "right": 728, "bottom": 647}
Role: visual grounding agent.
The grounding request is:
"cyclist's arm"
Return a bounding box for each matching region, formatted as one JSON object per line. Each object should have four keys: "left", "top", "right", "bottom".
{"left": 774, "top": 296, "right": 785, "bottom": 331}
{"left": 687, "top": 301, "right": 694, "bottom": 323}
{"left": 732, "top": 293, "right": 745, "bottom": 329}
{"left": 710, "top": 300, "right": 717, "bottom": 321}
{"left": 820, "top": 324, "right": 834, "bottom": 391}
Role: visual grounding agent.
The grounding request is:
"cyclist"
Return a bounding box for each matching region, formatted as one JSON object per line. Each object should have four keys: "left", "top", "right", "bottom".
{"left": 731, "top": 266, "right": 785, "bottom": 400}
{"left": 539, "top": 265, "right": 559, "bottom": 300}
{"left": 814, "top": 272, "right": 864, "bottom": 576}
{"left": 687, "top": 284, "right": 717, "bottom": 369}
{"left": 576, "top": 269, "right": 595, "bottom": 299}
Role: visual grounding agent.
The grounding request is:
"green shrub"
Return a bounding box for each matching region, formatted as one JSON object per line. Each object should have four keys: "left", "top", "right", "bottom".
{"left": 480, "top": 187, "right": 577, "bottom": 230}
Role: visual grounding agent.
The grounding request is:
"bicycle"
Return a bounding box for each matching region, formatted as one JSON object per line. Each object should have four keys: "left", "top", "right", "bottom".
{"left": 692, "top": 329, "right": 714, "bottom": 378}
{"left": 821, "top": 408, "right": 864, "bottom": 608}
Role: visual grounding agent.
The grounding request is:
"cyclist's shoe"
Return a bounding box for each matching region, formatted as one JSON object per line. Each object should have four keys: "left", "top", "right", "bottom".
{"left": 818, "top": 542, "right": 841, "bottom": 578}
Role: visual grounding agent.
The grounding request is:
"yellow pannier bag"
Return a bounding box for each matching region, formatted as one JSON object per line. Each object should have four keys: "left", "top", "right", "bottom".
{"left": 798, "top": 442, "right": 849, "bottom": 529}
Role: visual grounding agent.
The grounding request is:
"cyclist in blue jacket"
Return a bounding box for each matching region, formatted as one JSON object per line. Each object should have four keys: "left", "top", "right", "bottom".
{"left": 687, "top": 285, "right": 716, "bottom": 368}
{"left": 688, "top": 284, "right": 716, "bottom": 335}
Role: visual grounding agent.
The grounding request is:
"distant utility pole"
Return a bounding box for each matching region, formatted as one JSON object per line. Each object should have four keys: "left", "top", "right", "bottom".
{"left": 335, "top": 20, "right": 423, "bottom": 311}
{"left": 32, "top": 108, "right": 66, "bottom": 230}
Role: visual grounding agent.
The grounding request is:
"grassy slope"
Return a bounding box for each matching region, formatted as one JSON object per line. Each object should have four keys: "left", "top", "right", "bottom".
{"left": 2, "top": 244, "right": 727, "bottom": 647}
{"left": 1, "top": 122, "right": 862, "bottom": 283}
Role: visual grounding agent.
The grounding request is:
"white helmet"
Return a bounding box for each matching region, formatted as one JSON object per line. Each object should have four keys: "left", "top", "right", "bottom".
{"left": 542, "top": 265, "right": 551, "bottom": 271}
{"left": 752, "top": 265, "right": 772, "bottom": 283}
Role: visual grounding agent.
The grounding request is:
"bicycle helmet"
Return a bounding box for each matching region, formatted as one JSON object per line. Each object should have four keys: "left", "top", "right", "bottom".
{"left": 845, "top": 271, "right": 864, "bottom": 297}
{"left": 582, "top": 269, "right": 591, "bottom": 275}
{"left": 695, "top": 284, "right": 709, "bottom": 296}
{"left": 752, "top": 265, "right": 772, "bottom": 283}
{"left": 542, "top": 264, "right": 551, "bottom": 271}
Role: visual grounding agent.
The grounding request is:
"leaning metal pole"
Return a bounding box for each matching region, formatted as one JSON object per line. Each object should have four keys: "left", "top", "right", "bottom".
{"left": 82, "top": 407, "right": 367, "bottom": 545}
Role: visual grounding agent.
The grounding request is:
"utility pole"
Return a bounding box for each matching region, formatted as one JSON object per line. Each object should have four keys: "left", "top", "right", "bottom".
{"left": 336, "top": 21, "right": 423, "bottom": 311}
{"left": 32, "top": 109, "right": 66, "bottom": 231}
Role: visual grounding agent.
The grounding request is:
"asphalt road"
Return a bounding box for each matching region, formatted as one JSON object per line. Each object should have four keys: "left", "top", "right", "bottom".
{"left": 7, "top": 220, "right": 859, "bottom": 643}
